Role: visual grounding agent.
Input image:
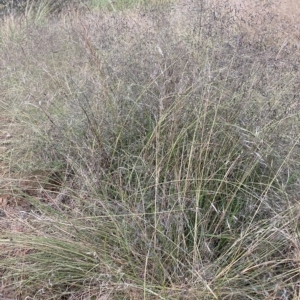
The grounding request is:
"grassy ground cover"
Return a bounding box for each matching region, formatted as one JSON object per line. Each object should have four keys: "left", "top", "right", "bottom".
{"left": 0, "top": 0, "right": 300, "bottom": 299}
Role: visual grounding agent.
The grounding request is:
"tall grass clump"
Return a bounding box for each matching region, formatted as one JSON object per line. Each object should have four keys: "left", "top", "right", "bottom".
{"left": 1, "top": 0, "right": 300, "bottom": 299}
{"left": 0, "top": 0, "right": 81, "bottom": 19}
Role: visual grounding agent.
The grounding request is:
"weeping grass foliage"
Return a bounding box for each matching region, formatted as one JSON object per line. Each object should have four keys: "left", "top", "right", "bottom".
{"left": 1, "top": 0, "right": 300, "bottom": 299}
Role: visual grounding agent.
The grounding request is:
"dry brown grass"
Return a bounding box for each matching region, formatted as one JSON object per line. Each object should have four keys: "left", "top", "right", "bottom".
{"left": 227, "top": 0, "right": 300, "bottom": 48}
{"left": 0, "top": 0, "right": 300, "bottom": 299}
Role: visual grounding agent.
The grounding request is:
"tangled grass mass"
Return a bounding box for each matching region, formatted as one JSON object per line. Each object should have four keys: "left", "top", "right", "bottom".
{"left": 0, "top": 0, "right": 300, "bottom": 299}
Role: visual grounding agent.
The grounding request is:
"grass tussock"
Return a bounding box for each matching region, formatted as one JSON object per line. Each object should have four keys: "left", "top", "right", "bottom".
{"left": 1, "top": 0, "right": 300, "bottom": 299}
